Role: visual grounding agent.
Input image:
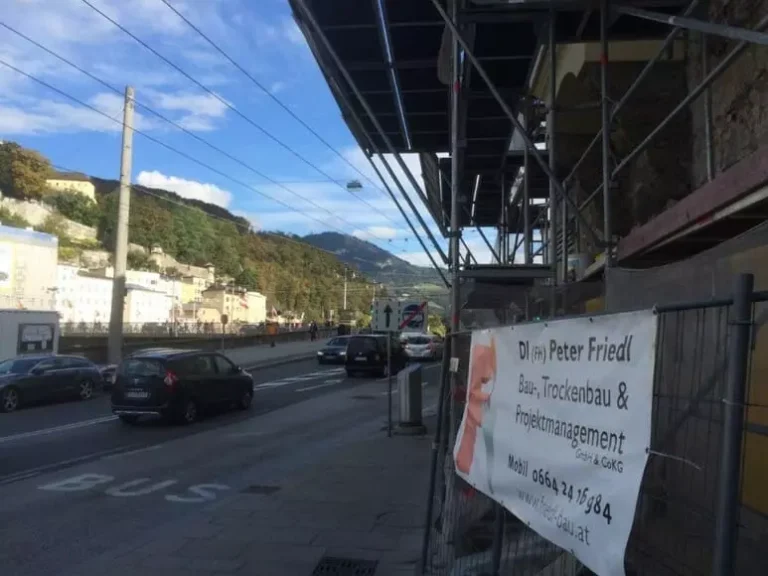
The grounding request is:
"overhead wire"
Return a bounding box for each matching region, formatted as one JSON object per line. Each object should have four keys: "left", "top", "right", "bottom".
{"left": 45, "top": 162, "right": 441, "bottom": 281}
{"left": 0, "top": 23, "right": 409, "bottom": 248}
{"left": 0, "top": 57, "right": 389, "bottom": 244}
{"left": 155, "top": 0, "right": 397, "bottom": 205}
{"left": 76, "top": 0, "right": 410, "bottom": 235}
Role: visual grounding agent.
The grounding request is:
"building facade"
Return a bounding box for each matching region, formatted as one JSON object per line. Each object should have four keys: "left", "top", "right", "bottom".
{"left": 0, "top": 225, "right": 58, "bottom": 311}
{"left": 55, "top": 266, "right": 112, "bottom": 325}
{"left": 56, "top": 265, "right": 174, "bottom": 327}
{"left": 201, "top": 286, "right": 267, "bottom": 325}
{"left": 45, "top": 172, "right": 96, "bottom": 201}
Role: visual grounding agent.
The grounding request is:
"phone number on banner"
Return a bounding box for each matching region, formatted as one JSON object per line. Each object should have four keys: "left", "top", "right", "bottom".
{"left": 529, "top": 467, "right": 613, "bottom": 525}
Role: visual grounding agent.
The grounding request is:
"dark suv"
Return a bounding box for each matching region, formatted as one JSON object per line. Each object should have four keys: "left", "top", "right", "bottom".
{"left": 345, "top": 335, "right": 406, "bottom": 378}
{"left": 111, "top": 349, "right": 254, "bottom": 425}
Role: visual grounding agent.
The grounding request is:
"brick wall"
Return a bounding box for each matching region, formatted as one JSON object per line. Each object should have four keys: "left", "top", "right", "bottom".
{"left": 688, "top": 0, "right": 768, "bottom": 188}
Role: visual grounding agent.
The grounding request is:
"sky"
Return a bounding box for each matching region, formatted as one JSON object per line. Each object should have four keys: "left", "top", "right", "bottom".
{"left": 0, "top": 0, "right": 507, "bottom": 268}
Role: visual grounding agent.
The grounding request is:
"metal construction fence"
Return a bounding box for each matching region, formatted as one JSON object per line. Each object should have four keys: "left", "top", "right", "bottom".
{"left": 420, "top": 274, "right": 765, "bottom": 576}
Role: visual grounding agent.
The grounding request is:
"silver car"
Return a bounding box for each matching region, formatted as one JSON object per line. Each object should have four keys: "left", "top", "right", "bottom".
{"left": 401, "top": 332, "right": 443, "bottom": 361}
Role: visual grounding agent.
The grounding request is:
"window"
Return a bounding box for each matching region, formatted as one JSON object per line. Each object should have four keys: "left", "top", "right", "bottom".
{"left": 213, "top": 355, "right": 236, "bottom": 375}
{"left": 347, "top": 337, "right": 379, "bottom": 355}
{"left": 191, "top": 355, "right": 216, "bottom": 376}
{"left": 121, "top": 359, "right": 164, "bottom": 377}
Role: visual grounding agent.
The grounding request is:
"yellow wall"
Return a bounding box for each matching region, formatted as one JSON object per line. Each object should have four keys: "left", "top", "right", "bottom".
{"left": 46, "top": 180, "right": 96, "bottom": 201}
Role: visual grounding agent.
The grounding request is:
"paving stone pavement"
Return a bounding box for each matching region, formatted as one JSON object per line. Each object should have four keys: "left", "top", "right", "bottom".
{"left": 68, "top": 415, "right": 435, "bottom": 576}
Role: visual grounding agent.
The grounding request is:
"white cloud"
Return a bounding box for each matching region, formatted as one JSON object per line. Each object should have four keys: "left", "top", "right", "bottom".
{"left": 136, "top": 170, "right": 232, "bottom": 207}
{"left": 280, "top": 17, "right": 305, "bottom": 46}
{"left": 269, "top": 81, "right": 286, "bottom": 94}
{"left": 0, "top": 92, "right": 161, "bottom": 135}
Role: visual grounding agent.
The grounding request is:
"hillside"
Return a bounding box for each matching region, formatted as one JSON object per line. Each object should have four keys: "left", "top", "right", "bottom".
{"left": 302, "top": 232, "right": 444, "bottom": 285}
{"left": 0, "top": 142, "right": 377, "bottom": 321}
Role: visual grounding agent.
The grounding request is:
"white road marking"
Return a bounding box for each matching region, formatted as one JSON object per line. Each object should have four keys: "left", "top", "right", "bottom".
{"left": 295, "top": 382, "right": 335, "bottom": 393}
{"left": 0, "top": 415, "right": 118, "bottom": 445}
{"left": 253, "top": 368, "right": 344, "bottom": 391}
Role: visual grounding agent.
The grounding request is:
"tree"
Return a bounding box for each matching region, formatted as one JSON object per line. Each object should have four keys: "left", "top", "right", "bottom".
{"left": 39, "top": 213, "right": 69, "bottom": 239}
{"left": 127, "top": 250, "right": 159, "bottom": 272}
{"left": 0, "top": 142, "right": 51, "bottom": 200}
{"left": 236, "top": 267, "right": 259, "bottom": 291}
{"left": 44, "top": 191, "right": 100, "bottom": 227}
{"left": 0, "top": 206, "right": 30, "bottom": 229}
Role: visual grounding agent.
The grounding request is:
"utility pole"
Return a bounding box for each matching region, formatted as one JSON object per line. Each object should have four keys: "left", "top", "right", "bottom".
{"left": 343, "top": 268, "right": 348, "bottom": 310}
{"left": 108, "top": 86, "right": 135, "bottom": 366}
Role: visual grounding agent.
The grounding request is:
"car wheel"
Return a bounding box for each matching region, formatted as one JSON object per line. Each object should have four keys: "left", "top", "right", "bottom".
{"left": 79, "top": 379, "right": 94, "bottom": 401}
{"left": 346, "top": 369, "right": 355, "bottom": 378}
{"left": 179, "top": 399, "right": 198, "bottom": 425}
{"left": 238, "top": 389, "right": 253, "bottom": 410}
{"left": 119, "top": 414, "right": 139, "bottom": 425}
{"left": 1, "top": 386, "right": 20, "bottom": 413}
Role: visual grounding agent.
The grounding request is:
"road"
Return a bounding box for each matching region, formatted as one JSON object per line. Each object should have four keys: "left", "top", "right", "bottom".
{"left": 0, "top": 359, "right": 440, "bottom": 576}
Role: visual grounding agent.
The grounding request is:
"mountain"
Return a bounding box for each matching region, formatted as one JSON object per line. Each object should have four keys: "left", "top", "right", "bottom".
{"left": 302, "top": 232, "right": 448, "bottom": 305}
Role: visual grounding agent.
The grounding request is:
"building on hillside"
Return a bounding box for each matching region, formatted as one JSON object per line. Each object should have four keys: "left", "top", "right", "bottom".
{"left": 180, "top": 275, "right": 209, "bottom": 304}
{"left": 56, "top": 265, "right": 174, "bottom": 327}
{"left": 0, "top": 225, "right": 58, "bottom": 310}
{"left": 244, "top": 291, "right": 267, "bottom": 324}
{"left": 124, "top": 284, "right": 173, "bottom": 325}
{"left": 200, "top": 286, "right": 267, "bottom": 324}
{"left": 89, "top": 266, "right": 184, "bottom": 316}
{"left": 46, "top": 172, "right": 96, "bottom": 201}
{"left": 149, "top": 246, "right": 215, "bottom": 284}
{"left": 55, "top": 266, "right": 112, "bottom": 325}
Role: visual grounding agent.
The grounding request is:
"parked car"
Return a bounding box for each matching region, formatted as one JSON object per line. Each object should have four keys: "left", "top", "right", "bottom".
{"left": 99, "top": 364, "right": 117, "bottom": 390}
{"left": 345, "top": 334, "right": 407, "bottom": 378}
{"left": 317, "top": 336, "right": 349, "bottom": 365}
{"left": 0, "top": 354, "right": 103, "bottom": 413}
{"left": 401, "top": 332, "right": 444, "bottom": 361}
{"left": 111, "top": 349, "right": 254, "bottom": 425}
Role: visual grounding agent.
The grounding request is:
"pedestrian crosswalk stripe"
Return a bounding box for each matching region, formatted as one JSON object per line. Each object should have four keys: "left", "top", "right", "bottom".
{"left": 253, "top": 368, "right": 344, "bottom": 391}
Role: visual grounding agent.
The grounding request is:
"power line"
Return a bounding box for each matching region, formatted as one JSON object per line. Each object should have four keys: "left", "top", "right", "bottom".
{"left": 77, "top": 0, "right": 407, "bottom": 233}
{"left": 156, "top": 0, "right": 394, "bottom": 204}
{"left": 0, "top": 23, "right": 407, "bottom": 248}
{"left": 47, "top": 160, "right": 438, "bottom": 281}
{"left": 0, "top": 57, "right": 386, "bottom": 244}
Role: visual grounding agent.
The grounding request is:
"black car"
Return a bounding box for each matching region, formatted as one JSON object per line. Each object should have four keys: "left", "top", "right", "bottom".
{"left": 111, "top": 349, "right": 254, "bottom": 425}
{"left": 345, "top": 334, "right": 407, "bottom": 378}
{"left": 0, "top": 354, "right": 103, "bottom": 413}
{"left": 317, "top": 336, "right": 349, "bottom": 365}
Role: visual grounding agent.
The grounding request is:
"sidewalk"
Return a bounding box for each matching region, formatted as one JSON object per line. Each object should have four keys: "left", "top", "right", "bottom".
{"left": 223, "top": 338, "right": 327, "bottom": 369}
{"left": 69, "top": 377, "right": 439, "bottom": 576}
{"left": 203, "top": 423, "right": 433, "bottom": 576}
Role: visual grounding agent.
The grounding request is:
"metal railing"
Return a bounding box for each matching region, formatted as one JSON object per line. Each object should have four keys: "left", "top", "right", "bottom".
{"left": 59, "top": 321, "right": 311, "bottom": 337}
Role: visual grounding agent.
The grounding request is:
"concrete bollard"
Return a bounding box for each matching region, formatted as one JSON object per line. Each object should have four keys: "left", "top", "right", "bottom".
{"left": 396, "top": 363, "right": 427, "bottom": 436}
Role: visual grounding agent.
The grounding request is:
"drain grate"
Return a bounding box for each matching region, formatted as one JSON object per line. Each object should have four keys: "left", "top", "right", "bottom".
{"left": 241, "top": 484, "right": 281, "bottom": 495}
{"left": 351, "top": 394, "right": 375, "bottom": 400}
{"left": 312, "top": 556, "right": 378, "bottom": 576}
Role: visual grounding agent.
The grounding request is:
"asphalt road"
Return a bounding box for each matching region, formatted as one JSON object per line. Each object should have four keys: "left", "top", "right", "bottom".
{"left": 0, "top": 359, "right": 441, "bottom": 576}
{"left": 0, "top": 358, "right": 439, "bottom": 485}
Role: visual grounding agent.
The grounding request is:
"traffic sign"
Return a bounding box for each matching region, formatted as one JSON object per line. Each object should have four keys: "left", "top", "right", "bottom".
{"left": 399, "top": 301, "right": 428, "bottom": 331}
{"left": 373, "top": 299, "right": 401, "bottom": 332}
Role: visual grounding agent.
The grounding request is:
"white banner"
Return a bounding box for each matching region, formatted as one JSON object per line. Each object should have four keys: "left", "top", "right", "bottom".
{"left": 453, "top": 310, "right": 658, "bottom": 576}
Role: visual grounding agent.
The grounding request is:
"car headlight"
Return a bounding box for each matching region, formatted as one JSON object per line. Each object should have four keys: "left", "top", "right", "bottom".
{"left": 340, "top": 351, "right": 346, "bottom": 356}
{"left": 317, "top": 351, "right": 324, "bottom": 356}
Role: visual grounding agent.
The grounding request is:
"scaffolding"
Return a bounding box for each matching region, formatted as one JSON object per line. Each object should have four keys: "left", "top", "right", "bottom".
{"left": 290, "top": 0, "right": 768, "bottom": 573}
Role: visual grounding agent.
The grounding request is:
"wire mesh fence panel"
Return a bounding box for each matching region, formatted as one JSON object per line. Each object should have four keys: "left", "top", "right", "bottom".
{"left": 625, "top": 305, "right": 731, "bottom": 575}
{"left": 422, "top": 280, "right": 765, "bottom": 576}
